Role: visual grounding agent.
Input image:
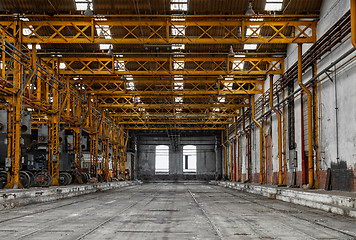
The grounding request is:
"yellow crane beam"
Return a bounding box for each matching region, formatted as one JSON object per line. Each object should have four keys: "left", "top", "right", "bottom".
{"left": 83, "top": 79, "right": 264, "bottom": 95}
{"left": 41, "top": 56, "right": 283, "bottom": 76}
{"left": 1, "top": 18, "right": 316, "bottom": 44}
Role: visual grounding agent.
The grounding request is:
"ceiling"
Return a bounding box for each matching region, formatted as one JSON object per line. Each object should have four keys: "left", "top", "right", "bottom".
{"left": 0, "top": 0, "right": 323, "bottom": 131}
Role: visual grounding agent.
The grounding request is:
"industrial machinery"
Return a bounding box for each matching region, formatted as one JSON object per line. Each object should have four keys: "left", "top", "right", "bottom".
{"left": 0, "top": 110, "right": 99, "bottom": 188}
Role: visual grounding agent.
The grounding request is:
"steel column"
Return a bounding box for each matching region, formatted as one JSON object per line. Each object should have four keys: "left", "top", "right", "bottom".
{"left": 7, "top": 40, "right": 22, "bottom": 188}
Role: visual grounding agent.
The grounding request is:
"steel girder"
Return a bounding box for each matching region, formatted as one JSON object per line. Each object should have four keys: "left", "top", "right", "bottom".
{"left": 1, "top": 18, "right": 316, "bottom": 44}
{"left": 82, "top": 78, "right": 264, "bottom": 95}
{"left": 125, "top": 123, "right": 226, "bottom": 130}
{"left": 41, "top": 56, "right": 284, "bottom": 76}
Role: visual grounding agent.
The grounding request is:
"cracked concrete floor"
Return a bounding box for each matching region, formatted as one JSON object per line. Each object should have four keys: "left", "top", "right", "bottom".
{"left": 0, "top": 183, "right": 355, "bottom": 240}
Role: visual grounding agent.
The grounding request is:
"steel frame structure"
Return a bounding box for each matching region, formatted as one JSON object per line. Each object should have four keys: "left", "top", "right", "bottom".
{"left": 0, "top": 17, "right": 316, "bottom": 44}
{"left": 41, "top": 56, "right": 284, "bottom": 76}
{"left": 0, "top": 12, "right": 321, "bottom": 187}
{"left": 0, "top": 35, "right": 126, "bottom": 187}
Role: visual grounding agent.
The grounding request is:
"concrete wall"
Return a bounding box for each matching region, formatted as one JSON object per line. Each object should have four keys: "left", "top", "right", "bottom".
{"left": 136, "top": 135, "right": 218, "bottom": 181}
{"left": 225, "top": 0, "right": 356, "bottom": 191}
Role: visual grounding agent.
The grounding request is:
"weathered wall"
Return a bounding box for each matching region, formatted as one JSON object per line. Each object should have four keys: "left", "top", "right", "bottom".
{"left": 136, "top": 135, "right": 218, "bottom": 181}
{"left": 225, "top": 0, "right": 356, "bottom": 191}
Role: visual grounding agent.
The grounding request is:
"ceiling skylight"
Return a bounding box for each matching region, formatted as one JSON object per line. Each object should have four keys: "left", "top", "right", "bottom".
{"left": 172, "top": 44, "right": 185, "bottom": 50}
{"left": 75, "top": 0, "right": 93, "bottom": 11}
{"left": 99, "top": 44, "right": 112, "bottom": 50}
{"left": 174, "top": 82, "right": 184, "bottom": 90}
{"left": 23, "top": 26, "right": 34, "bottom": 36}
{"left": 59, "top": 62, "right": 66, "bottom": 69}
{"left": 244, "top": 44, "right": 258, "bottom": 50}
{"left": 173, "top": 75, "right": 184, "bottom": 81}
{"left": 27, "top": 44, "right": 41, "bottom": 50}
{"left": 127, "top": 81, "right": 135, "bottom": 91}
{"left": 171, "top": 25, "right": 185, "bottom": 36}
{"left": 170, "top": 0, "right": 188, "bottom": 11}
{"left": 175, "top": 97, "right": 183, "bottom": 103}
{"left": 265, "top": 0, "right": 283, "bottom": 11}
{"left": 232, "top": 55, "right": 245, "bottom": 70}
{"left": 218, "top": 97, "right": 225, "bottom": 103}
{"left": 245, "top": 18, "right": 263, "bottom": 37}
{"left": 19, "top": 16, "right": 35, "bottom": 36}
{"left": 173, "top": 60, "right": 185, "bottom": 70}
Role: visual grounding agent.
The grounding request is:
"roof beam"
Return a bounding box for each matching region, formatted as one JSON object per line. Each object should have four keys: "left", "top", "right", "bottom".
{"left": 2, "top": 18, "right": 317, "bottom": 44}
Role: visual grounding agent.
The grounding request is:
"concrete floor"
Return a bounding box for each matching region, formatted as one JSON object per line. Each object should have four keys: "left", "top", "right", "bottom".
{"left": 0, "top": 184, "right": 355, "bottom": 240}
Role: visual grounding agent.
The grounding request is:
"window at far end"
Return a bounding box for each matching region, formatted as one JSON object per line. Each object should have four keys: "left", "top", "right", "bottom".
{"left": 155, "top": 145, "right": 169, "bottom": 174}
{"left": 183, "top": 145, "right": 196, "bottom": 173}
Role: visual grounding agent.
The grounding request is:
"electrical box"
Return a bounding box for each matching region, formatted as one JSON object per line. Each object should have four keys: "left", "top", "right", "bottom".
{"left": 38, "top": 125, "right": 49, "bottom": 143}
{"left": 0, "top": 110, "right": 8, "bottom": 133}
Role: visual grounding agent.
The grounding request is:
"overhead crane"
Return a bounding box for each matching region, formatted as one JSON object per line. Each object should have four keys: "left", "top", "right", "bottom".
{"left": 40, "top": 56, "right": 284, "bottom": 75}
{"left": 0, "top": 12, "right": 319, "bottom": 188}
{"left": 0, "top": 15, "right": 316, "bottom": 44}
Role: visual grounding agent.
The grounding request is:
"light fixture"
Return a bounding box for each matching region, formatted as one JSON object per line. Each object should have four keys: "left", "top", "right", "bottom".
{"left": 120, "top": 75, "right": 126, "bottom": 80}
{"left": 245, "top": 1, "right": 256, "bottom": 16}
{"left": 107, "top": 46, "right": 113, "bottom": 56}
{"left": 228, "top": 45, "right": 235, "bottom": 57}
{"left": 217, "top": 75, "right": 224, "bottom": 80}
{"left": 84, "top": 2, "right": 93, "bottom": 17}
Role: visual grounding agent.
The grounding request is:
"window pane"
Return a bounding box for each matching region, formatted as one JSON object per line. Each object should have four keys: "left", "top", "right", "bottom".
{"left": 155, "top": 145, "right": 169, "bottom": 173}
{"left": 183, "top": 145, "right": 197, "bottom": 173}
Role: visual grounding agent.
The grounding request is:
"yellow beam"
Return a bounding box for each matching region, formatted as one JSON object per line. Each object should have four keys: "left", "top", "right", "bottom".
{"left": 2, "top": 19, "right": 317, "bottom": 44}
{"left": 113, "top": 113, "right": 239, "bottom": 118}
{"left": 42, "top": 56, "right": 283, "bottom": 76}
{"left": 84, "top": 79, "right": 264, "bottom": 95}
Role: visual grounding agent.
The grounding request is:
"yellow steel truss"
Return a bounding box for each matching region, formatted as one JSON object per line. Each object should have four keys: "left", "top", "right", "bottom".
{"left": 41, "top": 56, "right": 284, "bottom": 76}
{"left": 82, "top": 78, "right": 264, "bottom": 95}
{"left": 1, "top": 18, "right": 316, "bottom": 44}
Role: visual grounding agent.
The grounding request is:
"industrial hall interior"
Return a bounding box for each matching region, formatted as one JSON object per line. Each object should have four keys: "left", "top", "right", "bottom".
{"left": 0, "top": 0, "right": 356, "bottom": 239}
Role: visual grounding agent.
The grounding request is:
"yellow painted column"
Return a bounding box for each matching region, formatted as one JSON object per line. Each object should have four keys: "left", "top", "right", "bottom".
{"left": 7, "top": 41, "right": 22, "bottom": 188}
{"left": 49, "top": 59, "right": 60, "bottom": 186}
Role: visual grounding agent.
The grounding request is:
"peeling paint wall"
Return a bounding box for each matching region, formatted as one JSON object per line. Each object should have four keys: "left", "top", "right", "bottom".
{"left": 226, "top": 0, "right": 356, "bottom": 191}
